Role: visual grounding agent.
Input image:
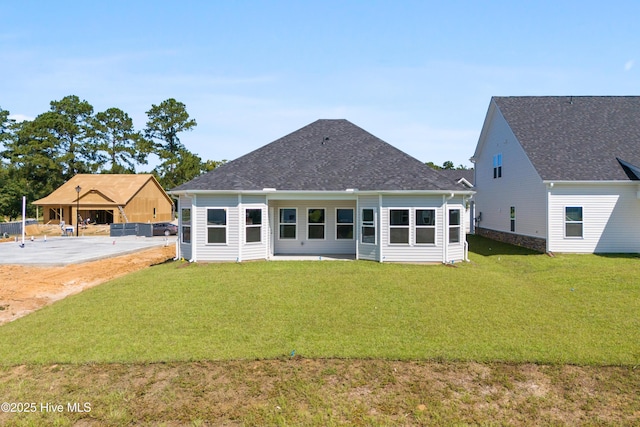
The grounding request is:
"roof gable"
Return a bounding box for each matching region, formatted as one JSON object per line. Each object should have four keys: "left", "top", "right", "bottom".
{"left": 173, "top": 119, "right": 463, "bottom": 192}
{"left": 491, "top": 96, "right": 640, "bottom": 181}
{"left": 34, "top": 174, "right": 165, "bottom": 206}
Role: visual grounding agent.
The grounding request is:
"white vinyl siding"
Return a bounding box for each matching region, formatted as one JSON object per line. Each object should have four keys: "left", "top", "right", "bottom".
{"left": 179, "top": 193, "right": 471, "bottom": 262}
{"left": 548, "top": 184, "right": 640, "bottom": 253}
{"left": 380, "top": 195, "right": 466, "bottom": 263}
{"left": 473, "top": 105, "right": 547, "bottom": 240}
{"left": 271, "top": 200, "right": 357, "bottom": 255}
{"left": 193, "top": 195, "right": 241, "bottom": 261}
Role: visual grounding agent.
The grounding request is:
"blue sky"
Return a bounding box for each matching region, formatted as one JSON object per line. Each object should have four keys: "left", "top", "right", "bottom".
{"left": 2, "top": 1, "right": 639, "bottom": 170}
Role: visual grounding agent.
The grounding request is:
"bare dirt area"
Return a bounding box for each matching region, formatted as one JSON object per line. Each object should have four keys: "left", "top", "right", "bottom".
{"left": 0, "top": 359, "right": 638, "bottom": 425}
{"left": 0, "top": 244, "right": 175, "bottom": 325}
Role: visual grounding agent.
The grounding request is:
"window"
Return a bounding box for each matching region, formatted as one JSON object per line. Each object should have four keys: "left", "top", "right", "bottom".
{"left": 308, "top": 208, "right": 325, "bottom": 239}
{"left": 279, "top": 208, "right": 297, "bottom": 239}
{"left": 493, "top": 153, "right": 502, "bottom": 178}
{"left": 361, "top": 208, "right": 376, "bottom": 244}
{"left": 389, "top": 209, "right": 410, "bottom": 244}
{"left": 415, "top": 209, "right": 436, "bottom": 244}
{"left": 510, "top": 206, "right": 516, "bottom": 232}
{"left": 181, "top": 208, "right": 191, "bottom": 244}
{"left": 245, "top": 208, "right": 262, "bottom": 243}
{"left": 565, "top": 206, "right": 583, "bottom": 238}
{"left": 449, "top": 209, "right": 461, "bottom": 243}
{"left": 207, "top": 208, "right": 227, "bottom": 244}
{"left": 336, "top": 208, "right": 354, "bottom": 239}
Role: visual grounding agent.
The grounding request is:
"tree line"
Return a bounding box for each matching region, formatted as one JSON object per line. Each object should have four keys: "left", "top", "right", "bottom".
{"left": 425, "top": 161, "right": 470, "bottom": 171}
{"left": 0, "top": 95, "right": 223, "bottom": 220}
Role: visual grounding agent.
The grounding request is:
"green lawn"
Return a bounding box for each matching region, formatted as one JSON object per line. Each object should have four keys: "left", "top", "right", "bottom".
{"left": 0, "top": 236, "right": 638, "bottom": 365}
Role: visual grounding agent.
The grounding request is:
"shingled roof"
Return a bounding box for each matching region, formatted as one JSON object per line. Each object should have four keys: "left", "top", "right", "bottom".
{"left": 492, "top": 96, "right": 640, "bottom": 181}
{"left": 33, "top": 174, "right": 168, "bottom": 205}
{"left": 172, "top": 119, "right": 464, "bottom": 192}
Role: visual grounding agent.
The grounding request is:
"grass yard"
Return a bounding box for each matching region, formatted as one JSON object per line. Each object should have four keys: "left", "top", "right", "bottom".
{"left": 0, "top": 235, "right": 638, "bottom": 366}
{"left": 0, "top": 235, "right": 639, "bottom": 425}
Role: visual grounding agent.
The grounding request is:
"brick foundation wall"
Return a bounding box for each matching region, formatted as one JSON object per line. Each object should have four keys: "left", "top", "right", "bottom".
{"left": 475, "top": 228, "right": 547, "bottom": 253}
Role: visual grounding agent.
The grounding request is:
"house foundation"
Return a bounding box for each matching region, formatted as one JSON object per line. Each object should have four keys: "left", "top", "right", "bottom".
{"left": 475, "top": 227, "right": 547, "bottom": 253}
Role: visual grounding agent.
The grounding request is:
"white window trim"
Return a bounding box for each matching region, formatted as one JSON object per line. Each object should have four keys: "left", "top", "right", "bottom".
{"left": 361, "top": 207, "right": 377, "bottom": 245}
{"left": 415, "top": 208, "right": 437, "bottom": 246}
{"left": 335, "top": 208, "right": 355, "bottom": 240}
{"left": 564, "top": 206, "right": 584, "bottom": 239}
{"left": 181, "top": 207, "right": 191, "bottom": 244}
{"left": 278, "top": 207, "right": 298, "bottom": 240}
{"left": 448, "top": 208, "right": 462, "bottom": 245}
{"left": 388, "top": 208, "right": 410, "bottom": 246}
{"left": 206, "top": 208, "right": 228, "bottom": 245}
{"left": 493, "top": 153, "right": 503, "bottom": 179}
{"left": 245, "top": 207, "right": 263, "bottom": 245}
{"left": 307, "top": 207, "right": 326, "bottom": 240}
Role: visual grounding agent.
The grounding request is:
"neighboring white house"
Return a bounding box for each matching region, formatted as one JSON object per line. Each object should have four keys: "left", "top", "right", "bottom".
{"left": 169, "top": 119, "right": 474, "bottom": 262}
{"left": 471, "top": 96, "right": 640, "bottom": 253}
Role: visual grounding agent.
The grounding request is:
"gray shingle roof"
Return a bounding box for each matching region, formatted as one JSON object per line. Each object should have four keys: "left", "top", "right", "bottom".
{"left": 436, "top": 169, "right": 474, "bottom": 186}
{"left": 172, "top": 119, "right": 464, "bottom": 192}
{"left": 493, "top": 96, "right": 640, "bottom": 181}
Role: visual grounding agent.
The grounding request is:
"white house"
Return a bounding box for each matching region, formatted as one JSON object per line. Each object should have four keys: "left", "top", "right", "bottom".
{"left": 471, "top": 96, "right": 640, "bottom": 253}
{"left": 169, "top": 119, "right": 474, "bottom": 262}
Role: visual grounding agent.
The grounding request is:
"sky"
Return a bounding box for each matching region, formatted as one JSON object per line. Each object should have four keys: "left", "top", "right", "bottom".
{"left": 2, "top": 1, "right": 639, "bottom": 171}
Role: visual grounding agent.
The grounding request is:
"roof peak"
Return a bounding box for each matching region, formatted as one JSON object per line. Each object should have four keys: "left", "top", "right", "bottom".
{"left": 173, "top": 119, "right": 465, "bottom": 192}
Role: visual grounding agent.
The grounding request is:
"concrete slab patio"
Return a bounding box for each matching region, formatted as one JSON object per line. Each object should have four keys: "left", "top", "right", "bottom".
{"left": 0, "top": 236, "right": 177, "bottom": 266}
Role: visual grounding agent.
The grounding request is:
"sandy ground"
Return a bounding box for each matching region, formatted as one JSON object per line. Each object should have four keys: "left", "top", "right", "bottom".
{"left": 0, "top": 243, "right": 175, "bottom": 325}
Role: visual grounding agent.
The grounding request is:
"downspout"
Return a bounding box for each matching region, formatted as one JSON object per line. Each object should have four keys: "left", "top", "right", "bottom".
{"left": 378, "top": 194, "right": 384, "bottom": 262}
{"left": 237, "top": 193, "right": 243, "bottom": 262}
{"left": 463, "top": 195, "right": 471, "bottom": 262}
{"left": 355, "top": 194, "right": 360, "bottom": 260}
{"left": 546, "top": 183, "right": 553, "bottom": 253}
{"left": 174, "top": 196, "right": 181, "bottom": 260}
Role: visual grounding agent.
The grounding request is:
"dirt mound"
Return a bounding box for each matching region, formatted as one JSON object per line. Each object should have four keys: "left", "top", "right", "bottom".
{"left": 0, "top": 245, "right": 175, "bottom": 324}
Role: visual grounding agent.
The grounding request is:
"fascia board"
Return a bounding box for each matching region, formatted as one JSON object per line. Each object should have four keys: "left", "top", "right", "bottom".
{"left": 543, "top": 180, "right": 638, "bottom": 186}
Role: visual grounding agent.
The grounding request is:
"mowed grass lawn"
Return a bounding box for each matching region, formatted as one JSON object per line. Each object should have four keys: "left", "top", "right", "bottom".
{"left": 0, "top": 236, "right": 638, "bottom": 366}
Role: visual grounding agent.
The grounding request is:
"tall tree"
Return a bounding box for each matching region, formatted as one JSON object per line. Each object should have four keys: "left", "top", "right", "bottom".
{"left": 144, "top": 98, "right": 199, "bottom": 188}
{"left": 145, "top": 98, "right": 197, "bottom": 156}
{"left": 4, "top": 118, "right": 63, "bottom": 202}
{"left": 92, "top": 107, "right": 150, "bottom": 173}
{"left": 0, "top": 107, "right": 14, "bottom": 144}
{"left": 153, "top": 149, "right": 205, "bottom": 190}
{"left": 48, "top": 95, "right": 97, "bottom": 177}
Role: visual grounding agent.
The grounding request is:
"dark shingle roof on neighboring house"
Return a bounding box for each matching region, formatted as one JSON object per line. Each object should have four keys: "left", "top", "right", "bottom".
{"left": 172, "top": 119, "right": 465, "bottom": 192}
{"left": 492, "top": 96, "right": 640, "bottom": 181}
{"left": 436, "top": 169, "right": 474, "bottom": 187}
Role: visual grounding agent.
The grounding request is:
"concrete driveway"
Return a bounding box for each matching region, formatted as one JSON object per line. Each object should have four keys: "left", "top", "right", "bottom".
{"left": 0, "top": 236, "right": 177, "bottom": 266}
